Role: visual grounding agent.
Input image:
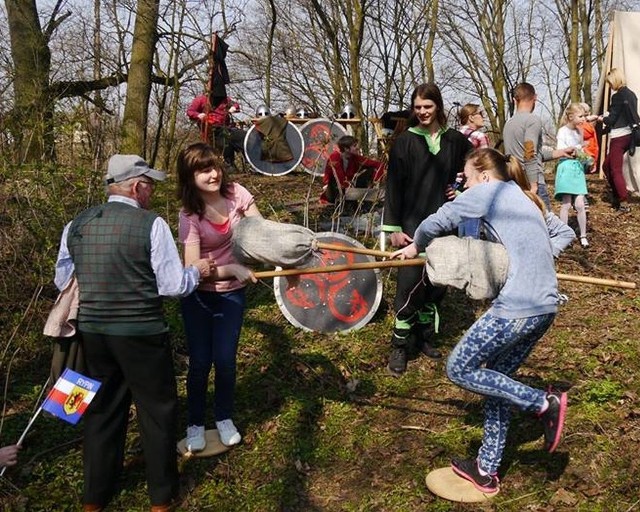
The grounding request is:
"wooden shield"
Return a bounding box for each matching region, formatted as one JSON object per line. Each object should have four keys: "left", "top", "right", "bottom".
{"left": 425, "top": 467, "right": 498, "bottom": 502}
{"left": 273, "top": 232, "right": 382, "bottom": 333}
{"left": 177, "top": 429, "right": 231, "bottom": 458}
{"left": 299, "top": 119, "right": 347, "bottom": 177}
{"left": 243, "top": 122, "right": 304, "bottom": 176}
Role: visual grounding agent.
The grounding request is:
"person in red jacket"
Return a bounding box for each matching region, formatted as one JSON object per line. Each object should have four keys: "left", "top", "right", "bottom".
{"left": 187, "top": 93, "right": 246, "bottom": 171}
{"left": 320, "top": 135, "right": 385, "bottom": 205}
{"left": 579, "top": 102, "right": 599, "bottom": 174}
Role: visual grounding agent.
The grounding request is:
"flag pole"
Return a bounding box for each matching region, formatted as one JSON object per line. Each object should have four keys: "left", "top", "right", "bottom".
{"left": 15, "top": 405, "right": 45, "bottom": 447}
{"left": 0, "top": 377, "right": 50, "bottom": 476}
{"left": 1, "top": 370, "right": 102, "bottom": 476}
{"left": 0, "top": 405, "right": 45, "bottom": 477}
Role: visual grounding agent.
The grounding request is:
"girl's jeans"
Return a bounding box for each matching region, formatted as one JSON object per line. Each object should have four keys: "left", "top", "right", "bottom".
{"left": 446, "top": 311, "right": 556, "bottom": 474}
{"left": 181, "top": 288, "right": 246, "bottom": 426}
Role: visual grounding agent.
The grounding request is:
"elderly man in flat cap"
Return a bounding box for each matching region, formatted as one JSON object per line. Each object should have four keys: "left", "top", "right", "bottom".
{"left": 55, "top": 154, "right": 215, "bottom": 512}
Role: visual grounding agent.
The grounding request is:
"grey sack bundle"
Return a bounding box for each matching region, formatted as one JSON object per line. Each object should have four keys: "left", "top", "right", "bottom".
{"left": 232, "top": 217, "right": 319, "bottom": 268}
{"left": 425, "top": 236, "right": 509, "bottom": 300}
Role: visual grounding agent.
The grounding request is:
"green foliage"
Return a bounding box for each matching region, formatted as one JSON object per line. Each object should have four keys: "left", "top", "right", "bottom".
{"left": 581, "top": 379, "right": 624, "bottom": 405}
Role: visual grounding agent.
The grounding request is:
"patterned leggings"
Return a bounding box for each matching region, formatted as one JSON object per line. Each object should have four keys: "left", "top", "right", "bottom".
{"left": 446, "top": 312, "right": 556, "bottom": 474}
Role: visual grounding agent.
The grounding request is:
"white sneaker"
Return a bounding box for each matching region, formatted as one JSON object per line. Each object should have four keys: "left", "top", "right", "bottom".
{"left": 580, "top": 237, "right": 589, "bottom": 248}
{"left": 215, "top": 419, "right": 241, "bottom": 446}
{"left": 186, "top": 425, "right": 206, "bottom": 452}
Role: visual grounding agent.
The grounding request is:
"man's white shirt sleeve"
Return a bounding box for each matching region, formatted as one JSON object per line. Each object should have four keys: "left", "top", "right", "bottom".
{"left": 151, "top": 217, "right": 201, "bottom": 297}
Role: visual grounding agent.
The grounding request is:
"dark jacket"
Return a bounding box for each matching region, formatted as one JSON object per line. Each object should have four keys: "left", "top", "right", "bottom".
{"left": 383, "top": 128, "right": 472, "bottom": 236}
{"left": 603, "top": 86, "right": 639, "bottom": 132}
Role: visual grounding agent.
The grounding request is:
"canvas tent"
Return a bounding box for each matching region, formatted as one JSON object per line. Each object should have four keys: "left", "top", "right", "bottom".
{"left": 595, "top": 10, "right": 640, "bottom": 193}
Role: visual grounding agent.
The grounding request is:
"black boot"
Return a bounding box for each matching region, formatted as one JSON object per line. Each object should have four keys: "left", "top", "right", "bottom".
{"left": 387, "top": 346, "right": 407, "bottom": 376}
{"left": 387, "top": 331, "right": 409, "bottom": 376}
{"left": 413, "top": 323, "right": 442, "bottom": 360}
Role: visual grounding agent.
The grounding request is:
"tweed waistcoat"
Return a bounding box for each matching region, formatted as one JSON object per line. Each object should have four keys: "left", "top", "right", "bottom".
{"left": 68, "top": 201, "right": 165, "bottom": 335}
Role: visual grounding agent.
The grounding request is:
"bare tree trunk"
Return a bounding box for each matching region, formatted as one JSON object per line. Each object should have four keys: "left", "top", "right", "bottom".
{"left": 594, "top": 0, "right": 605, "bottom": 78}
{"left": 424, "top": 0, "right": 439, "bottom": 83}
{"left": 120, "top": 0, "right": 160, "bottom": 156}
{"left": 91, "top": 0, "right": 105, "bottom": 169}
{"left": 438, "top": 0, "right": 521, "bottom": 142}
{"left": 308, "top": 0, "right": 348, "bottom": 108}
{"left": 158, "top": 0, "right": 188, "bottom": 170}
{"left": 5, "top": 0, "right": 54, "bottom": 163}
{"left": 569, "top": 0, "right": 580, "bottom": 102}
{"left": 579, "top": 0, "right": 592, "bottom": 105}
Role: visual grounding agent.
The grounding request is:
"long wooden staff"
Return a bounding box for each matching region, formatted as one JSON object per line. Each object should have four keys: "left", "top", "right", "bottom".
{"left": 203, "top": 33, "right": 218, "bottom": 143}
{"left": 556, "top": 273, "right": 635, "bottom": 289}
{"left": 315, "top": 242, "right": 392, "bottom": 259}
{"left": 254, "top": 258, "right": 425, "bottom": 278}
{"left": 253, "top": 258, "right": 636, "bottom": 289}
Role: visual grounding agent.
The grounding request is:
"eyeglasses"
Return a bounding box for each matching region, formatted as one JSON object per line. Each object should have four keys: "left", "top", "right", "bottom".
{"left": 473, "top": 111, "right": 485, "bottom": 118}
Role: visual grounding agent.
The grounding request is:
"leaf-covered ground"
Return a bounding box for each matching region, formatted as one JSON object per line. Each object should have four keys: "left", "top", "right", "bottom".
{"left": 1, "top": 167, "right": 639, "bottom": 511}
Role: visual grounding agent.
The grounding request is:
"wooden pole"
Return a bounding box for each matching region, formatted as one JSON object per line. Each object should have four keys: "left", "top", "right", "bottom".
{"left": 598, "top": 18, "right": 615, "bottom": 178}
{"left": 254, "top": 258, "right": 425, "bottom": 278}
{"left": 556, "top": 273, "right": 636, "bottom": 289}
{"left": 203, "top": 34, "right": 218, "bottom": 143}
{"left": 253, "top": 259, "right": 636, "bottom": 289}
{"left": 316, "top": 242, "right": 392, "bottom": 259}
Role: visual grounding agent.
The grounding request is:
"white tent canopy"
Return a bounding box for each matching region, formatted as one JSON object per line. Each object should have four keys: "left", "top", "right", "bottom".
{"left": 596, "top": 11, "right": 640, "bottom": 193}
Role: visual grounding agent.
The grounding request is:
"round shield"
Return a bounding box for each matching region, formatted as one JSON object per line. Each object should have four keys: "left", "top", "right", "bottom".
{"left": 273, "top": 232, "right": 382, "bottom": 333}
{"left": 177, "top": 429, "right": 230, "bottom": 458}
{"left": 243, "top": 122, "right": 304, "bottom": 176}
{"left": 299, "top": 119, "right": 348, "bottom": 177}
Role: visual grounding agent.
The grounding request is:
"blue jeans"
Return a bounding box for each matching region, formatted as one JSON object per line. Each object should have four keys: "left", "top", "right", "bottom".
{"left": 180, "top": 289, "right": 246, "bottom": 425}
{"left": 538, "top": 182, "right": 552, "bottom": 211}
{"left": 446, "top": 312, "right": 556, "bottom": 474}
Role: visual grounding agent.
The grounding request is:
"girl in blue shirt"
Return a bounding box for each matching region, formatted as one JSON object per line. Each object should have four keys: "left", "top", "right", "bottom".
{"left": 394, "top": 148, "right": 574, "bottom": 494}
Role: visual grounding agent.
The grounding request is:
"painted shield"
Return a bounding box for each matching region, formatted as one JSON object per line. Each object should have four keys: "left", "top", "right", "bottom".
{"left": 243, "top": 122, "right": 304, "bottom": 176}
{"left": 273, "top": 232, "right": 382, "bottom": 333}
{"left": 299, "top": 119, "right": 348, "bottom": 177}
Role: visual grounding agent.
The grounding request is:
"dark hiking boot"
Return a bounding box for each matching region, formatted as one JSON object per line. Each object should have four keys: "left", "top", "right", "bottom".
{"left": 387, "top": 346, "right": 407, "bottom": 376}
{"left": 418, "top": 342, "right": 442, "bottom": 359}
{"left": 413, "top": 323, "right": 442, "bottom": 359}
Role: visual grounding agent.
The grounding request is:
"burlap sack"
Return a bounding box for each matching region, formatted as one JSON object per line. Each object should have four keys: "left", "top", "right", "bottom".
{"left": 232, "top": 217, "right": 318, "bottom": 268}
{"left": 425, "top": 236, "right": 509, "bottom": 300}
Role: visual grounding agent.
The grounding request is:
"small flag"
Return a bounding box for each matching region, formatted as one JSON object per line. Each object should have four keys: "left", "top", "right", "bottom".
{"left": 42, "top": 369, "right": 101, "bottom": 425}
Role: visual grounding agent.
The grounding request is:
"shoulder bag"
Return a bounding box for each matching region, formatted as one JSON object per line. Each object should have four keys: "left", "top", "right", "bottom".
{"left": 624, "top": 99, "right": 640, "bottom": 156}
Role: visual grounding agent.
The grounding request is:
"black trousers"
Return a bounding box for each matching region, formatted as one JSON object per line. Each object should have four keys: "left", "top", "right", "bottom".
{"left": 80, "top": 330, "right": 178, "bottom": 507}
{"left": 392, "top": 265, "right": 446, "bottom": 345}
{"left": 212, "top": 126, "right": 246, "bottom": 165}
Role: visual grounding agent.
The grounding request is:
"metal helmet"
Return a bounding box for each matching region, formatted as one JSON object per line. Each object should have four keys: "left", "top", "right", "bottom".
{"left": 255, "top": 105, "right": 270, "bottom": 117}
{"left": 296, "top": 107, "right": 308, "bottom": 119}
{"left": 341, "top": 102, "right": 356, "bottom": 119}
{"left": 284, "top": 106, "right": 296, "bottom": 118}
